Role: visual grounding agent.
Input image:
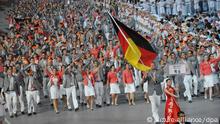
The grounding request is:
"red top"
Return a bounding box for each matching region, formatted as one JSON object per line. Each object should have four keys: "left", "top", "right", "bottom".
{"left": 107, "top": 67, "right": 121, "bottom": 84}
{"left": 83, "top": 71, "right": 95, "bottom": 86}
{"left": 90, "top": 44, "right": 104, "bottom": 59}
{"left": 122, "top": 69, "right": 134, "bottom": 84}
{"left": 46, "top": 69, "right": 63, "bottom": 87}
{"left": 200, "top": 56, "right": 220, "bottom": 76}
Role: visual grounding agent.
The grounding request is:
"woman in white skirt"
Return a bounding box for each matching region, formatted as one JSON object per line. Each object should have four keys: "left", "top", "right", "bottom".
{"left": 142, "top": 72, "right": 150, "bottom": 103}
{"left": 107, "top": 66, "right": 121, "bottom": 106}
{"left": 199, "top": 55, "right": 220, "bottom": 101}
{"left": 47, "top": 67, "right": 61, "bottom": 114}
{"left": 122, "top": 64, "right": 136, "bottom": 105}
{"left": 83, "top": 68, "right": 95, "bottom": 110}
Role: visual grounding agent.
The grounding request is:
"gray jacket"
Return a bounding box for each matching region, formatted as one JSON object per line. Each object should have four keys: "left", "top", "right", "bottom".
{"left": 24, "top": 75, "right": 42, "bottom": 91}
{"left": 3, "top": 75, "right": 19, "bottom": 94}
{"left": 63, "top": 73, "right": 76, "bottom": 88}
{"left": 178, "top": 59, "right": 195, "bottom": 75}
{"left": 73, "top": 68, "right": 83, "bottom": 82}
{"left": 147, "top": 69, "right": 164, "bottom": 96}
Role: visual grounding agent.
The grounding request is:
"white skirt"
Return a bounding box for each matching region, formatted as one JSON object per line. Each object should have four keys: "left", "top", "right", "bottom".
{"left": 124, "top": 83, "right": 136, "bottom": 93}
{"left": 204, "top": 75, "right": 214, "bottom": 88}
{"left": 110, "top": 83, "right": 121, "bottom": 94}
{"left": 50, "top": 85, "right": 60, "bottom": 99}
{"left": 143, "top": 82, "right": 148, "bottom": 93}
{"left": 212, "top": 74, "right": 220, "bottom": 84}
{"left": 84, "top": 86, "right": 95, "bottom": 97}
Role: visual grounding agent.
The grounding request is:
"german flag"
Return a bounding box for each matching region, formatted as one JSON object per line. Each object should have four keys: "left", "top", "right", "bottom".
{"left": 109, "top": 13, "right": 157, "bottom": 71}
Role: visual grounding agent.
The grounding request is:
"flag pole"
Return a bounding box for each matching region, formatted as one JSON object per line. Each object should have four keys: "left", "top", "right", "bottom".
{"left": 107, "top": 11, "right": 146, "bottom": 65}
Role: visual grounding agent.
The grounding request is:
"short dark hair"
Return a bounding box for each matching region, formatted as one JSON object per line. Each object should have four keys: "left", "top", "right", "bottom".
{"left": 178, "top": 111, "right": 185, "bottom": 117}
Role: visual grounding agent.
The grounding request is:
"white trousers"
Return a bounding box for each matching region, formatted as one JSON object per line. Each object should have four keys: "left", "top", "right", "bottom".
{"left": 43, "top": 77, "right": 49, "bottom": 96}
{"left": 26, "top": 91, "right": 38, "bottom": 114}
{"left": 5, "top": 91, "right": 17, "bottom": 116}
{"left": 149, "top": 91, "right": 161, "bottom": 123}
{"left": 103, "top": 85, "right": 110, "bottom": 104}
{"left": 95, "top": 82, "right": 104, "bottom": 105}
{"left": 36, "top": 91, "right": 40, "bottom": 104}
{"left": 77, "top": 82, "right": 85, "bottom": 104}
{"left": 183, "top": 75, "right": 192, "bottom": 101}
{"left": 66, "top": 86, "right": 79, "bottom": 109}
{"left": 192, "top": 75, "right": 198, "bottom": 95}
{"left": 134, "top": 69, "right": 141, "bottom": 87}
{"left": 18, "top": 86, "right": 25, "bottom": 112}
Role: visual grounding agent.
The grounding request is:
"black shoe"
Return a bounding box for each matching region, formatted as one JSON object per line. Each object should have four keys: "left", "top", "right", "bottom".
{"left": 50, "top": 103, "right": 53, "bottom": 106}
{"left": 37, "top": 102, "right": 41, "bottom": 105}
{"left": 98, "top": 105, "right": 102, "bottom": 108}
{"left": 68, "top": 108, "right": 72, "bottom": 111}
{"left": 27, "top": 113, "right": 32, "bottom": 116}
{"left": 33, "top": 112, "right": 37, "bottom": 115}
{"left": 14, "top": 113, "right": 18, "bottom": 117}
{"left": 192, "top": 94, "right": 195, "bottom": 97}
{"left": 21, "top": 111, "right": 25, "bottom": 115}
{"left": 103, "top": 102, "right": 106, "bottom": 104}
{"left": 56, "top": 111, "right": 60, "bottom": 114}
{"left": 96, "top": 104, "right": 99, "bottom": 108}
{"left": 44, "top": 95, "right": 48, "bottom": 98}
{"left": 75, "top": 108, "right": 79, "bottom": 112}
{"left": 106, "top": 104, "right": 110, "bottom": 106}
{"left": 10, "top": 115, "right": 14, "bottom": 118}
{"left": 189, "top": 100, "right": 192, "bottom": 103}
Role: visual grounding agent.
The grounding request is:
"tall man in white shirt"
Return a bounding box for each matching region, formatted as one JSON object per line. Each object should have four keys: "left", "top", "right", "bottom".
{"left": 63, "top": 67, "right": 79, "bottom": 111}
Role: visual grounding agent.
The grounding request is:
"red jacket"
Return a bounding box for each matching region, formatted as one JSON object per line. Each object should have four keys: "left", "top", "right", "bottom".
{"left": 83, "top": 71, "right": 95, "bottom": 86}
{"left": 200, "top": 56, "right": 220, "bottom": 76}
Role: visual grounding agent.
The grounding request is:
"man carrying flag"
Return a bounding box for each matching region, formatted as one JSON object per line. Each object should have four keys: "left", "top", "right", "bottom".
{"left": 108, "top": 12, "right": 162, "bottom": 123}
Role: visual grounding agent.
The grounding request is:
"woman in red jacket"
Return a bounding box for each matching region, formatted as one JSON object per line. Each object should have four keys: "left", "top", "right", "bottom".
{"left": 107, "top": 66, "right": 121, "bottom": 106}
{"left": 200, "top": 55, "right": 220, "bottom": 101}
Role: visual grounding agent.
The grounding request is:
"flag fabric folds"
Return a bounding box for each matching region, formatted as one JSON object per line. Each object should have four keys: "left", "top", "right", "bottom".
{"left": 109, "top": 13, "right": 157, "bottom": 71}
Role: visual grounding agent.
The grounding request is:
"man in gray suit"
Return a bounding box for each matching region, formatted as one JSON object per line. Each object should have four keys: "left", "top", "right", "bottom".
{"left": 75, "top": 62, "right": 86, "bottom": 105}
{"left": 24, "top": 70, "right": 42, "bottom": 116}
{"left": 63, "top": 67, "right": 79, "bottom": 111}
{"left": 93, "top": 61, "right": 105, "bottom": 107}
{"left": 3, "top": 68, "right": 19, "bottom": 118}
{"left": 147, "top": 63, "right": 164, "bottom": 123}
{"left": 179, "top": 52, "right": 194, "bottom": 103}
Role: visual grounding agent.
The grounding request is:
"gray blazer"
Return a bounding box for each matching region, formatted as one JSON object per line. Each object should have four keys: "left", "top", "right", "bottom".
{"left": 147, "top": 69, "right": 164, "bottom": 96}
{"left": 73, "top": 68, "right": 83, "bottom": 82}
{"left": 63, "top": 73, "right": 76, "bottom": 88}
{"left": 24, "top": 75, "right": 42, "bottom": 91}
{"left": 3, "top": 75, "right": 19, "bottom": 94}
